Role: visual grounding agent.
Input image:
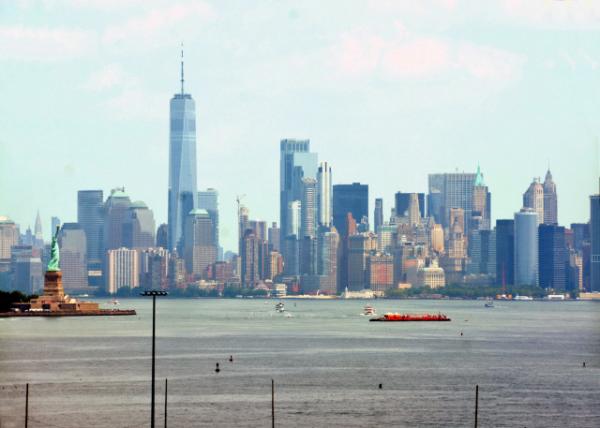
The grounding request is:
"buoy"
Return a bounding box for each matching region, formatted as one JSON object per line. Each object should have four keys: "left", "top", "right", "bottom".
{"left": 215, "top": 362, "right": 220, "bottom": 373}
{"left": 378, "top": 383, "right": 383, "bottom": 389}
{"left": 229, "top": 355, "right": 234, "bottom": 363}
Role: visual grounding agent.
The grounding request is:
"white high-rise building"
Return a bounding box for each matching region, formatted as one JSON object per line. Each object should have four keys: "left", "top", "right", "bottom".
{"left": 317, "top": 161, "right": 332, "bottom": 227}
{"left": 514, "top": 208, "right": 538, "bottom": 286}
{"left": 107, "top": 248, "right": 139, "bottom": 294}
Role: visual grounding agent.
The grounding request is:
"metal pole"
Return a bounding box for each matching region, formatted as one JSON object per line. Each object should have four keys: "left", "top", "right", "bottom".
{"left": 164, "top": 378, "right": 168, "bottom": 428}
{"left": 151, "top": 295, "right": 156, "bottom": 428}
{"left": 271, "top": 379, "right": 275, "bottom": 428}
{"left": 25, "top": 383, "right": 29, "bottom": 428}
{"left": 474, "top": 384, "right": 479, "bottom": 428}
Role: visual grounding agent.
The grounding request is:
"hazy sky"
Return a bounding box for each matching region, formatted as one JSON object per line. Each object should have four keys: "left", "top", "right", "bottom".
{"left": 1, "top": 0, "right": 600, "bottom": 252}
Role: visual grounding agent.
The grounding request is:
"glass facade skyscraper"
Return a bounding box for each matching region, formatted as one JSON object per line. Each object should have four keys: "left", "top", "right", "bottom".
{"left": 279, "top": 139, "right": 317, "bottom": 240}
{"left": 168, "top": 53, "right": 197, "bottom": 251}
{"left": 514, "top": 208, "right": 539, "bottom": 286}
{"left": 428, "top": 172, "right": 476, "bottom": 229}
{"left": 77, "top": 190, "right": 104, "bottom": 285}
{"left": 332, "top": 183, "right": 369, "bottom": 238}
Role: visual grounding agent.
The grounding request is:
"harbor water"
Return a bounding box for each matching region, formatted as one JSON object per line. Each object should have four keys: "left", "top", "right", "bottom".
{"left": 0, "top": 299, "right": 599, "bottom": 427}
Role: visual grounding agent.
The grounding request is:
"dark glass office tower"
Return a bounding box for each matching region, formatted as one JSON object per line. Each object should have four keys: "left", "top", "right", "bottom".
{"left": 168, "top": 50, "right": 197, "bottom": 251}
{"left": 495, "top": 219, "right": 514, "bottom": 286}
{"left": 333, "top": 183, "right": 369, "bottom": 238}
{"left": 539, "top": 224, "right": 567, "bottom": 291}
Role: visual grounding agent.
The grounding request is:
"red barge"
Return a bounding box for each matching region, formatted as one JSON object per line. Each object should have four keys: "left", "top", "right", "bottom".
{"left": 369, "top": 313, "right": 451, "bottom": 322}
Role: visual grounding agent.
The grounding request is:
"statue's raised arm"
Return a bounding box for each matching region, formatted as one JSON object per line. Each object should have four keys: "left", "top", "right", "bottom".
{"left": 47, "top": 225, "right": 60, "bottom": 272}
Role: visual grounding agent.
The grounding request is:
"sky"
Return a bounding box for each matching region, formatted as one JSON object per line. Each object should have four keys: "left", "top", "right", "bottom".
{"left": 1, "top": 0, "right": 600, "bottom": 252}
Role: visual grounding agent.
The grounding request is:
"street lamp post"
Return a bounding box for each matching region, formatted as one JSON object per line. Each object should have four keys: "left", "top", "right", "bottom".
{"left": 141, "top": 290, "right": 168, "bottom": 428}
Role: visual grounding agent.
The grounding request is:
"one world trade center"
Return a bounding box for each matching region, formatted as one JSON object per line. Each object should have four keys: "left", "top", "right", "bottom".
{"left": 168, "top": 48, "right": 197, "bottom": 251}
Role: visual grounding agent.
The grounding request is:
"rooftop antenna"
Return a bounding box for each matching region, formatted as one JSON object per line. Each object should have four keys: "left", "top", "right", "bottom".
{"left": 180, "top": 42, "right": 185, "bottom": 95}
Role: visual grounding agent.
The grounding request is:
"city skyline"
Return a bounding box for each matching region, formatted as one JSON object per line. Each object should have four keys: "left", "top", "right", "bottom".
{"left": 2, "top": 1, "right": 600, "bottom": 253}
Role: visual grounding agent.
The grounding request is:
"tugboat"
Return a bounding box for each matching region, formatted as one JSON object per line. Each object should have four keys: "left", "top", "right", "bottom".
{"left": 362, "top": 305, "right": 376, "bottom": 316}
{"left": 370, "top": 313, "right": 451, "bottom": 322}
{"left": 275, "top": 302, "right": 285, "bottom": 313}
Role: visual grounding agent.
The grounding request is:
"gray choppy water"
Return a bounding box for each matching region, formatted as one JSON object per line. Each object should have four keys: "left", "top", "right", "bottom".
{"left": 1, "top": 299, "right": 599, "bottom": 427}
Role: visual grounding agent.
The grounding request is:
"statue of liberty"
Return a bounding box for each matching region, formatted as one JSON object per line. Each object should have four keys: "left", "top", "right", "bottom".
{"left": 47, "top": 225, "right": 60, "bottom": 272}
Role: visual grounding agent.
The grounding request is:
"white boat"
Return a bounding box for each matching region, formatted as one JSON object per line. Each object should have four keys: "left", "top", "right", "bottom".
{"left": 275, "top": 302, "right": 285, "bottom": 313}
{"left": 514, "top": 295, "right": 533, "bottom": 301}
{"left": 363, "top": 305, "right": 376, "bottom": 316}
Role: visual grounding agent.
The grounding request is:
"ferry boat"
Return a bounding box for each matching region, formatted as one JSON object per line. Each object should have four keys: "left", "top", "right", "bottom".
{"left": 362, "top": 305, "right": 376, "bottom": 316}
{"left": 513, "top": 295, "right": 533, "bottom": 301}
{"left": 369, "top": 313, "right": 451, "bottom": 322}
{"left": 275, "top": 302, "right": 285, "bottom": 313}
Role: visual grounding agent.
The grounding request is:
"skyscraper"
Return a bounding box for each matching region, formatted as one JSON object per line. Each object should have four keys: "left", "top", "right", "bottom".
{"left": 123, "top": 201, "right": 156, "bottom": 249}
{"left": 408, "top": 193, "right": 421, "bottom": 226}
{"left": 347, "top": 232, "right": 377, "bottom": 290}
{"left": 472, "top": 165, "right": 491, "bottom": 230}
{"left": 367, "top": 253, "right": 394, "bottom": 293}
{"left": 467, "top": 229, "right": 496, "bottom": 276}
{"left": 34, "top": 211, "right": 43, "bottom": 242}
{"left": 428, "top": 172, "right": 476, "bottom": 229}
{"left": 58, "top": 223, "right": 88, "bottom": 292}
{"left": 543, "top": 170, "right": 558, "bottom": 225}
{"left": 539, "top": 224, "right": 567, "bottom": 291}
{"left": 373, "top": 198, "right": 383, "bottom": 233}
{"left": 183, "top": 209, "right": 216, "bottom": 277}
{"left": 495, "top": 219, "right": 514, "bottom": 286}
{"left": 168, "top": 49, "right": 197, "bottom": 251}
{"left": 198, "top": 188, "right": 220, "bottom": 259}
{"left": 523, "top": 178, "right": 544, "bottom": 226}
{"left": 103, "top": 188, "right": 131, "bottom": 251}
{"left": 0, "top": 216, "right": 19, "bottom": 261}
{"left": 395, "top": 192, "right": 425, "bottom": 221}
{"left": 77, "top": 190, "right": 103, "bottom": 279}
{"left": 268, "top": 222, "right": 280, "bottom": 252}
{"left": 287, "top": 201, "right": 301, "bottom": 237}
{"left": 241, "top": 229, "right": 260, "bottom": 288}
{"left": 301, "top": 178, "right": 317, "bottom": 238}
{"left": 317, "top": 162, "right": 332, "bottom": 227}
{"left": 279, "top": 139, "right": 318, "bottom": 241}
{"left": 316, "top": 226, "right": 339, "bottom": 294}
{"left": 107, "top": 247, "right": 139, "bottom": 294}
{"left": 156, "top": 223, "right": 168, "bottom": 249}
{"left": 590, "top": 194, "right": 600, "bottom": 291}
{"left": 332, "top": 183, "right": 368, "bottom": 238}
{"left": 10, "top": 246, "right": 42, "bottom": 294}
{"left": 514, "top": 208, "right": 539, "bottom": 286}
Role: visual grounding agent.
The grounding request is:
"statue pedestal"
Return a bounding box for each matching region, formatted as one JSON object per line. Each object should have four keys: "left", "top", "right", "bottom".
{"left": 44, "top": 271, "right": 64, "bottom": 298}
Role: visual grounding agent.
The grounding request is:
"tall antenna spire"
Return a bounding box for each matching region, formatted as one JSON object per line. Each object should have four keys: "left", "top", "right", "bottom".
{"left": 180, "top": 42, "right": 185, "bottom": 95}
